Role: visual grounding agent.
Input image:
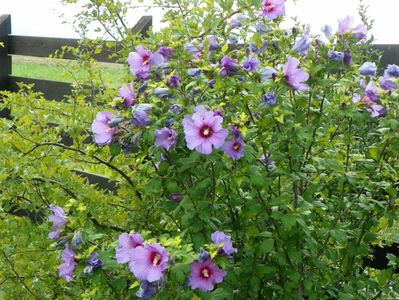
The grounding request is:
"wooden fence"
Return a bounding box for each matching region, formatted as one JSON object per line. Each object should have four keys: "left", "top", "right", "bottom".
{"left": 0, "top": 14, "right": 398, "bottom": 272}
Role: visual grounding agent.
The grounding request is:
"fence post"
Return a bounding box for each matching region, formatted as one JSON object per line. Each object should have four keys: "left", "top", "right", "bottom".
{"left": 131, "top": 16, "right": 152, "bottom": 36}
{"left": 0, "top": 15, "right": 11, "bottom": 90}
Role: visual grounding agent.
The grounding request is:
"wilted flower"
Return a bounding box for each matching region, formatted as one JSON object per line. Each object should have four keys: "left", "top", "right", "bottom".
{"left": 128, "top": 46, "right": 165, "bottom": 79}
{"left": 343, "top": 50, "right": 352, "bottom": 65}
{"left": 220, "top": 56, "right": 238, "bottom": 76}
{"left": 136, "top": 280, "right": 157, "bottom": 299}
{"left": 187, "top": 68, "right": 201, "bottom": 78}
{"left": 256, "top": 20, "right": 271, "bottom": 34}
{"left": 359, "top": 62, "right": 377, "bottom": 76}
{"left": 84, "top": 251, "right": 104, "bottom": 275}
{"left": 71, "top": 231, "right": 84, "bottom": 249}
{"left": 293, "top": 25, "right": 311, "bottom": 56}
{"left": 259, "top": 67, "right": 277, "bottom": 81}
{"left": 153, "top": 88, "right": 170, "bottom": 98}
{"left": 365, "top": 81, "right": 379, "bottom": 101}
{"left": 58, "top": 245, "right": 77, "bottom": 282}
{"left": 169, "top": 104, "right": 183, "bottom": 115}
{"left": 167, "top": 74, "right": 181, "bottom": 88}
{"left": 188, "top": 258, "right": 226, "bottom": 291}
{"left": 198, "top": 248, "right": 210, "bottom": 262}
{"left": 182, "top": 106, "right": 228, "bottom": 155}
{"left": 118, "top": 82, "right": 136, "bottom": 108}
{"left": 223, "top": 137, "right": 245, "bottom": 160}
{"left": 321, "top": 24, "right": 333, "bottom": 39}
{"left": 328, "top": 50, "right": 344, "bottom": 61}
{"left": 132, "top": 104, "right": 152, "bottom": 127}
{"left": 263, "top": 92, "right": 277, "bottom": 105}
{"left": 48, "top": 205, "right": 67, "bottom": 240}
{"left": 384, "top": 64, "right": 399, "bottom": 78}
{"left": 168, "top": 194, "right": 182, "bottom": 202}
{"left": 115, "top": 233, "right": 144, "bottom": 264}
{"left": 158, "top": 46, "right": 174, "bottom": 60}
{"left": 260, "top": 153, "right": 275, "bottom": 169}
{"left": 205, "top": 35, "right": 219, "bottom": 52}
{"left": 229, "top": 14, "right": 247, "bottom": 28}
{"left": 262, "top": 0, "right": 285, "bottom": 20}
{"left": 129, "top": 244, "right": 169, "bottom": 282}
{"left": 92, "top": 111, "right": 117, "bottom": 145}
{"left": 154, "top": 127, "right": 177, "bottom": 150}
{"left": 284, "top": 57, "right": 310, "bottom": 92}
{"left": 250, "top": 42, "right": 268, "bottom": 54}
{"left": 367, "top": 104, "right": 386, "bottom": 117}
{"left": 380, "top": 77, "right": 397, "bottom": 90}
{"left": 242, "top": 57, "right": 260, "bottom": 72}
{"left": 211, "top": 231, "right": 237, "bottom": 257}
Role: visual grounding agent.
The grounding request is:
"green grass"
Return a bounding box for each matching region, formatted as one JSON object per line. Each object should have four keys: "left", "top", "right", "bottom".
{"left": 12, "top": 55, "right": 127, "bottom": 87}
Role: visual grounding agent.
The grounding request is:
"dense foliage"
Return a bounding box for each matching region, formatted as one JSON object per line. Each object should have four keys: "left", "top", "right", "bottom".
{"left": 1, "top": 0, "right": 399, "bottom": 299}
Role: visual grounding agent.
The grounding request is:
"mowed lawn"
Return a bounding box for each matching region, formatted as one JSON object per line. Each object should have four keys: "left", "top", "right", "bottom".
{"left": 12, "top": 55, "right": 127, "bottom": 87}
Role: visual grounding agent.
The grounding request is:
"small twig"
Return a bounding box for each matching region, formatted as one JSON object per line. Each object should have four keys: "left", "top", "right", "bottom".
{"left": 2, "top": 251, "right": 39, "bottom": 299}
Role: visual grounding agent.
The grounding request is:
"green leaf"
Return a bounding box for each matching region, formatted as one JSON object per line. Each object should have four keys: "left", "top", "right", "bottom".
{"left": 259, "top": 238, "right": 274, "bottom": 254}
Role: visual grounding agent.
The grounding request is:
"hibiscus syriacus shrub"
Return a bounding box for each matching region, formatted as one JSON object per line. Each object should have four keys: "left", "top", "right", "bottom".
{"left": 2, "top": 0, "right": 399, "bottom": 299}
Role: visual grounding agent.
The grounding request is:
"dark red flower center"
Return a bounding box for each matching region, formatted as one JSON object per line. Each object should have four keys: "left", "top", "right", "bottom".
{"left": 142, "top": 54, "right": 150, "bottom": 66}
{"left": 266, "top": 2, "right": 274, "bottom": 12}
{"left": 151, "top": 252, "right": 162, "bottom": 266}
{"left": 200, "top": 125, "right": 213, "bottom": 138}
{"left": 233, "top": 142, "right": 241, "bottom": 151}
{"left": 200, "top": 267, "right": 211, "bottom": 278}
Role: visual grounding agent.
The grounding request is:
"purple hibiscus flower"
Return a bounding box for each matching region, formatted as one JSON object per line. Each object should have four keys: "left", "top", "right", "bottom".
{"left": 158, "top": 46, "right": 174, "bottom": 61}
{"left": 129, "top": 244, "right": 169, "bottom": 282}
{"left": 211, "top": 231, "right": 237, "bottom": 257}
{"left": 154, "top": 127, "right": 178, "bottom": 151}
{"left": 58, "top": 245, "right": 77, "bottom": 282}
{"left": 359, "top": 62, "right": 377, "bottom": 76}
{"left": 127, "top": 46, "right": 165, "bottom": 80}
{"left": 115, "top": 232, "right": 145, "bottom": 264}
{"left": 284, "top": 57, "right": 310, "bottom": 92}
{"left": 48, "top": 205, "right": 67, "bottom": 239}
{"left": 92, "top": 111, "right": 117, "bottom": 145}
{"left": 188, "top": 258, "right": 226, "bottom": 291}
{"left": 223, "top": 137, "right": 245, "bottom": 160}
{"left": 242, "top": 57, "right": 260, "bottom": 72}
{"left": 182, "top": 106, "right": 228, "bottom": 155}
{"left": 263, "top": 92, "right": 277, "bottom": 105}
{"left": 367, "top": 104, "right": 386, "bottom": 117}
{"left": 118, "top": 82, "right": 136, "bottom": 108}
{"left": 337, "top": 16, "right": 367, "bottom": 39}
{"left": 167, "top": 74, "right": 181, "bottom": 88}
{"left": 262, "top": 0, "right": 285, "bottom": 20}
{"left": 220, "top": 56, "right": 238, "bottom": 76}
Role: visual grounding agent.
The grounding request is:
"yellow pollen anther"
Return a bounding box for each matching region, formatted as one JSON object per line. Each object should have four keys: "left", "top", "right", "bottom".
{"left": 203, "top": 128, "right": 210, "bottom": 136}
{"left": 152, "top": 253, "right": 161, "bottom": 266}
{"left": 233, "top": 143, "right": 240, "bottom": 150}
{"left": 201, "top": 268, "right": 210, "bottom": 278}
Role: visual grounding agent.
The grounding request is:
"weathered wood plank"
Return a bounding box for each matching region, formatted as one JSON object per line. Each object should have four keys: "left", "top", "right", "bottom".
{"left": 73, "top": 170, "right": 117, "bottom": 192}
{"left": 373, "top": 44, "right": 399, "bottom": 68}
{"left": 9, "top": 75, "right": 72, "bottom": 101}
{"left": 0, "top": 14, "right": 11, "bottom": 90}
